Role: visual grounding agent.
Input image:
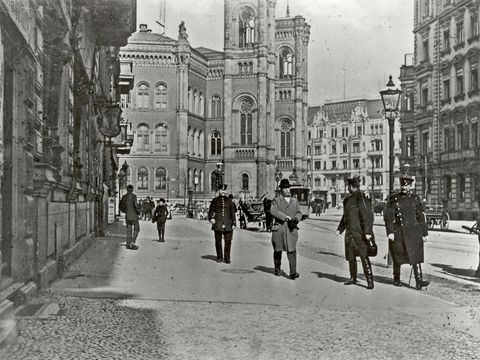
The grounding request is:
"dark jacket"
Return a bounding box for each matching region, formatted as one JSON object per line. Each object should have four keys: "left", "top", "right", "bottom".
{"left": 153, "top": 204, "right": 169, "bottom": 225}
{"left": 270, "top": 195, "right": 302, "bottom": 252}
{"left": 337, "top": 190, "right": 373, "bottom": 260}
{"left": 120, "top": 192, "right": 140, "bottom": 221}
{"left": 208, "top": 195, "right": 236, "bottom": 232}
{"left": 384, "top": 191, "right": 428, "bottom": 265}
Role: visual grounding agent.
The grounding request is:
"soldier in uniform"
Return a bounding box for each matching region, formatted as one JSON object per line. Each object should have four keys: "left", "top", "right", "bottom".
{"left": 270, "top": 179, "right": 303, "bottom": 280}
{"left": 208, "top": 184, "right": 236, "bottom": 264}
{"left": 336, "top": 176, "right": 375, "bottom": 289}
{"left": 384, "top": 174, "right": 430, "bottom": 289}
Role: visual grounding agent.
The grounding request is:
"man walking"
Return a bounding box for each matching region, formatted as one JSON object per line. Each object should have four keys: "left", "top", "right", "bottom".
{"left": 119, "top": 185, "right": 141, "bottom": 250}
{"left": 384, "top": 174, "right": 430, "bottom": 289}
{"left": 336, "top": 177, "right": 375, "bottom": 289}
{"left": 270, "top": 179, "right": 303, "bottom": 280}
{"left": 208, "top": 184, "right": 236, "bottom": 264}
{"left": 152, "top": 198, "right": 169, "bottom": 242}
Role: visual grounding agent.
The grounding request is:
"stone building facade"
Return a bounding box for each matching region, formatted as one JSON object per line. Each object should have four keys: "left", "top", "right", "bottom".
{"left": 0, "top": 0, "right": 136, "bottom": 316}
{"left": 118, "top": 0, "right": 310, "bottom": 203}
{"left": 405, "top": 0, "right": 480, "bottom": 219}
{"left": 307, "top": 99, "right": 401, "bottom": 208}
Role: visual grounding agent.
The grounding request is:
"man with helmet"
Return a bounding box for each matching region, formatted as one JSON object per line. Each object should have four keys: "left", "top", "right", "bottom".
{"left": 384, "top": 174, "right": 430, "bottom": 289}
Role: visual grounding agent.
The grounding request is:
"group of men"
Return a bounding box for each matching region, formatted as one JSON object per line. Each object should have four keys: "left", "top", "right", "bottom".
{"left": 337, "top": 174, "right": 430, "bottom": 290}
{"left": 119, "top": 174, "right": 430, "bottom": 290}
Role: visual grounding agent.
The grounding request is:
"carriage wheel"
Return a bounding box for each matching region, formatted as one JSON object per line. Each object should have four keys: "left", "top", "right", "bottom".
{"left": 440, "top": 212, "right": 450, "bottom": 230}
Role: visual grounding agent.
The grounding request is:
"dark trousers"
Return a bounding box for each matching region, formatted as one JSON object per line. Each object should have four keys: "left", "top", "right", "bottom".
{"left": 214, "top": 231, "right": 233, "bottom": 262}
{"left": 273, "top": 250, "right": 297, "bottom": 275}
{"left": 157, "top": 222, "right": 166, "bottom": 241}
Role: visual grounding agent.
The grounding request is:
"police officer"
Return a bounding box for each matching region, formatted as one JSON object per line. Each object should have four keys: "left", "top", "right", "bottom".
{"left": 384, "top": 174, "right": 430, "bottom": 289}
{"left": 336, "top": 176, "right": 375, "bottom": 289}
{"left": 208, "top": 184, "right": 236, "bottom": 264}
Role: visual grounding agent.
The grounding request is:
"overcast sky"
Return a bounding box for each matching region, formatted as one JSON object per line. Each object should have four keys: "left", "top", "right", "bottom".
{"left": 137, "top": 0, "right": 414, "bottom": 105}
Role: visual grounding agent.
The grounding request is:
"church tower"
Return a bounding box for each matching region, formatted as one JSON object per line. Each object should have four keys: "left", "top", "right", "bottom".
{"left": 223, "top": 0, "right": 277, "bottom": 198}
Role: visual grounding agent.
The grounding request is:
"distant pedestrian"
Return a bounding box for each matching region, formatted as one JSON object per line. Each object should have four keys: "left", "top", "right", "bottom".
{"left": 336, "top": 176, "right": 375, "bottom": 289}
{"left": 384, "top": 174, "right": 430, "bottom": 289}
{"left": 119, "top": 185, "right": 141, "bottom": 250}
{"left": 270, "top": 179, "right": 303, "bottom": 280}
{"left": 263, "top": 194, "right": 273, "bottom": 232}
{"left": 208, "top": 184, "right": 236, "bottom": 264}
{"left": 152, "top": 198, "right": 169, "bottom": 242}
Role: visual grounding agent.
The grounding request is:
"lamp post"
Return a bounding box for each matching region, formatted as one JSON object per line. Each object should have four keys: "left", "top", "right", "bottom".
{"left": 380, "top": 75, "right": 402, "bottom": 194}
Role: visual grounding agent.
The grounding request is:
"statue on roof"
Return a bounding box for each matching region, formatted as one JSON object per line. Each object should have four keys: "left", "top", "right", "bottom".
{"left": 179, "top": 21, "right": 188, "bottom": 40}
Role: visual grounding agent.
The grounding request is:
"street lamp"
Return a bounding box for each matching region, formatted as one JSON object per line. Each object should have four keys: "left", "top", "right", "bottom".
{"left": 380, "top": 75, "right": 402, "bottom": 194}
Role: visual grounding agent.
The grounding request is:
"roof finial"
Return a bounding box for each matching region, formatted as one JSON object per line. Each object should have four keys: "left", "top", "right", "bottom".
{"left": 286, "top": 0, "right": 290, "bottom": 17}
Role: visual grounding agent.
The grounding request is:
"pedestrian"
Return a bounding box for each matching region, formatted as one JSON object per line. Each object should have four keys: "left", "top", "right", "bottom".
{"left": 263, "top": 194, "right": 273, "bottom": 232}
{"left": 152, "top": 198, "right": 169, "bottom": 242}
{"left": 384, "top": 174, "right": 430, "bottom": 289}
{"left": 208, "top": 184, "right": 236, "bottom": 264}
{"left": 119, "top": 184, "right": 141, "bottom": 250}
{"left": 270, "top": 179, "right": 303, "bottom": 279}
{"left": 336, "top": 176, "right": 375, "bottom": 289}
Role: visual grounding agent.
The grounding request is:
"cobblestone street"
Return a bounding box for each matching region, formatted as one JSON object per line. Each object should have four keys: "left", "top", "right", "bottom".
{"left": 3, "top": 216, "right": 480, "bottom": 359}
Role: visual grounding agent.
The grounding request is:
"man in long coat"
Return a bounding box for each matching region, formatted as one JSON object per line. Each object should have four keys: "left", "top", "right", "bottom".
{"left": 336, "top": 177, "right": 375, "bottom": 289}
{"left": 208, "top": 184, "right": 236, "bottom": 264}
{"left": 152, "top": 198, "right": 169, "bottom": 242}
{"left": 270, "top": 179, "right": 303, "bottom": 280}
{"left": 384, "top": 174, "right": 429, "bottom": 289}
{"left": 119, "top": 185, "right": 141, "bottom": 250}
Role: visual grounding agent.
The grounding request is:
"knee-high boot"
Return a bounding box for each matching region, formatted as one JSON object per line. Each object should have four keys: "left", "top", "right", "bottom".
{"left": 361, "top": 256, "right": 374, "bottom": 289}
{"left": 412, "top": 263, "right": 429, "bottom": 290}
{"left": 393, "top": 263, "right": 402, "bottom": 287}
{"left": 344, "top": 259, "right": 357, "bottom": 285}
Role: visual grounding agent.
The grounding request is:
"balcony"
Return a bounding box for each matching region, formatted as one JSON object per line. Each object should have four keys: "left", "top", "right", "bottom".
{"left": 235, "top": 149, "right": 255, "bottom": 160}
{"left": 276, "top": 160, "right": 293, "bottom": 170}
{"left": 440, "top": 148, "right": 480, "bottom": 162}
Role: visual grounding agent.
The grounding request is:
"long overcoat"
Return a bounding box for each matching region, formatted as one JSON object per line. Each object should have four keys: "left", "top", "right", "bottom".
{"left": 121, "top": 192, "right": 140, "bottom": 221}
{"left": 384, "top": 191, "right": 428, "bottom": 265}
{"left": 337, "top": 191, "right": 373, "bottom": 260}
{"left": 270, "top": 195, "right": 302, "bottom": 252}
{"left": 153, "top": 204, "right": 169, "bottom": 227}
{"left": 208, "top": 195, "right": 236, "bottom": 232}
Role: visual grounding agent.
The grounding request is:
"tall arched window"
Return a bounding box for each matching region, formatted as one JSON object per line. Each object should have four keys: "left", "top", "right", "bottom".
{"left": 210, "top": 95, "right": 222, "bottom": 118}
{"left": 241, "top": 174, "right": 249, "bottom": 190}
{"left": 155, "top": 168, "right": 167, "bottom": 190}
{"left": 279, "top": 48, "right": 293, "bottom": 78}
{"left": 137, "top": 167, "right": 149, "bottom": 190}
{"left": 210, "top": 130, "right": 222, "bottom": 155}
{"left": 188, "top": 87, "right": 193, "bottom": 111}
{"left": 137, "top": 83, "right": 150, "bottom": 109}
{"left": 240, "top": 98, "right": 253, "bottom": 145}
{"left": 239, "top": 8, "right": 255, "bottom": 48}
{"left": 155, "top": 83, "right": 168, "bottom": 109}
{"left": 193, "top": 90, "right": 198, "bottom": 114}
{"left": 280, "top": 118, "right": 293, "bottom": 157}
{"left": 137, "top": 124, "right": 150, "bottom": 151}
{"left": 199, "top": 92, "right": 204, "bottom": 116}
{"left": 154, "top": 124, "right": 168, "bottom": 152}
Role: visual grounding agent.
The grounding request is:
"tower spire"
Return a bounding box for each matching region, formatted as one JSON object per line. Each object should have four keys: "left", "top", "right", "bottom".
{"left": 286, "top": 0, "right": 290, "bottom": 17}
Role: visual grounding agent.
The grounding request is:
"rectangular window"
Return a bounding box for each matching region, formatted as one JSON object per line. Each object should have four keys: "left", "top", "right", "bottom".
{"left": 323, "top": 161, "right": 327, "bottom": 170}
{"left": 443, "top": 79, "right": 450, "bottom": 100}
{"left": 314, "top": 146, "right": 321, "bottom": 155}
{"left": 356, "top": 125, "right": 362, "bottom": 136}
{"left": 332, "top": 161, "right": 337, "bottom": 169}
{"left": 472, "top": 122, "right": 479, "bottom": 147}
{"left": 308, "top": 131, "right": 311, "bottom": 140}
{"left": 314, "top": 178, "right": 321, "bottom": 187}
{"left": 353, "top": 142, "right": 360, "bottom": 153}
{"left": 422, "top": 87, "right": 429, "bottom": 106}
{"left": 472, "top": 16, "right": 479, "bottom": 37}
{"left": 423, "top": 39, "right": 429, "bottom": 61}
{"left": 314, "top": 161, "right": 321, "bottom": 170}
{"left": 444, "top": 29, "right": 450, "bottom": 50}
{"left": 444, "top": 127, "right": 450, "bottom": 152}
{"left": 342, "top": 144, "right": 348, "bottom": 153}
{"left": 353, "top": 159, "right": 359, "bottom": 169}
{"left": 457, "top": 22, "right": 465, "bottom": 44}
{"left": 331, "top": 144, "right": 336, "bottom": 154}
{"left": 457, "top": 74, "right": 464, "bottom": 94}
{"left": 471, "top": 67, "right": 478, "bottom": 91}
{"left": 343, "top": 160, "right": 348, "bottom": 169}
{"left": 422, "top": 130, "right": 429, "bottom": 154}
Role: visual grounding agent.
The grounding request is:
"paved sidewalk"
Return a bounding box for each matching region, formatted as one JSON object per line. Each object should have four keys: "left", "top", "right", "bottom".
{"left": 3, "top": 217, "right": 480, "bottom": 360}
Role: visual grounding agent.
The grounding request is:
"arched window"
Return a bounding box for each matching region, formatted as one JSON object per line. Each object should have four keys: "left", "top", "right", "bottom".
{"left": 279, "top": 118, "right": 293, "bottom": 157}
{"left": 155, "top": 83, "right": 168, "bottom": 109}
{"left": 210, "top": 130, "right": 222, "bottom": 155}
{"left": 155, "top": 168, "right": 167, "bottom": 190}
{"left": 211, "top": 95, "right": 222, "bottom": 118}
{"left": 154, "top": 124, "right": 168, "bottom": 152}
{"left": 188, "top": 87, "right": 193, "bottom": 111}
{"left": 279, "top": 48, "right": 293, "bottom": 78}
{"left": 193, "top": 90, "right": 198, "bottom": 114}
{"left": 137, "top": 124, "right": 150, "bottom": 151}
{"left": 137, "top": 83, "right": 150, "bottom": 109}
{"left": 241, "top": 174, "right": 249, "bottom": 190}
{"left": 239, "top": 8, "right": 255, "bottom": 48}
{"left": 199, "top": 92, "right": 204, "bottom": 116}
{"left": 240, "top": 98, "right": 253, "bottom": 145}
{"left": 137, "top": 167, "right": 149, "bottom": 190}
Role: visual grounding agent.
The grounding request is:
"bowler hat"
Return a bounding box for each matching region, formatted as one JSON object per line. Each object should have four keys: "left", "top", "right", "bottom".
{"left": 347, "top": 176, "right": 361, "bottom": 187}
{"left": 279, "top": 178, "right": 291, "bottom": 189}
{"left": 400, "top": 174, "right": 414, "bottom": 186}
{"left": 159, "top": 198, "right": 166, "bottom": 203}
{"left": 219, "top": 184, "right": 228, "bottom": 190}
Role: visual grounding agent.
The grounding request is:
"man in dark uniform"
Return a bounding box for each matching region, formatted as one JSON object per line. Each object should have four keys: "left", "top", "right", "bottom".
{"left": 384, "top": 174, "right": 430, "bottom": 289}
{"left": 208, "top": 184, "right": 236, "bottom": 264}
{"left": 336, "top": 176, "right": 375, "bottom": 289}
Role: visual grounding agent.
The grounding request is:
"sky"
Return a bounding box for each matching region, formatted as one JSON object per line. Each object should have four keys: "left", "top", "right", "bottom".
{"left": 136, "top": 0, "right": 414, "bottom": 105}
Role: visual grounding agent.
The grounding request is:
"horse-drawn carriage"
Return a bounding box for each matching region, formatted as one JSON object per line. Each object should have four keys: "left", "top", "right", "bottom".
{"left": 238, "top": 200, "right": 265, "bottom": 229}
{"left": 424, "top": 203, "right": 450, "bottom": 230}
